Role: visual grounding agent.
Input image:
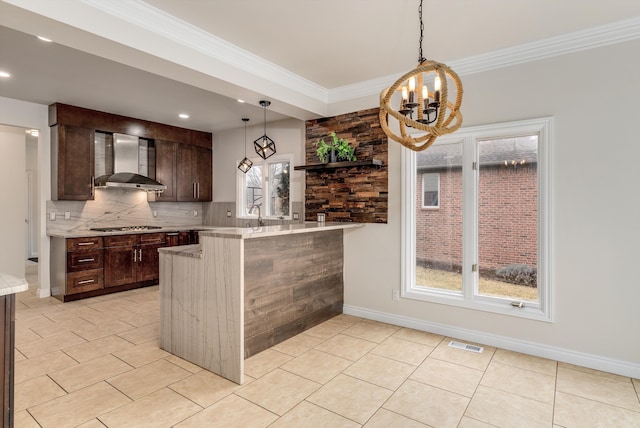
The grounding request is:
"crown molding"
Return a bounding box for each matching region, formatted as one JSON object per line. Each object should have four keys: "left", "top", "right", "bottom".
{"left": 81, "top": 0, "right": 329, "bottom": 103}
{"left": 79, "top": 1, "right": 640, "bottom": 108}
{"left": 330, "top": 16, "right": 640, "bottom": 103}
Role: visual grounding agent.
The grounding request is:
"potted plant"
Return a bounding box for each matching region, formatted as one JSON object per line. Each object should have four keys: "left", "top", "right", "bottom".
{"left": 315, "top": 132, "right": 357, "bottom": 163}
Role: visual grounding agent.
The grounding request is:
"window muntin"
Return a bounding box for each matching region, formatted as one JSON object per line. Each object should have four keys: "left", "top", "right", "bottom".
{"left": 401, "top": 117, "right": 552, "bottom": 321}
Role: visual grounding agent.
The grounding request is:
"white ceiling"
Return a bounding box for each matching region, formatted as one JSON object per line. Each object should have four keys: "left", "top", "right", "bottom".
{"left": 1, "top": 0, "right": 640, "bottom": 133}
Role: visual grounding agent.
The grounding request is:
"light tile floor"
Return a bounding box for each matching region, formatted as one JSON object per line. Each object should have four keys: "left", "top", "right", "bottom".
{"left": 14, "top": 265, "right": 640, "bottom": 427}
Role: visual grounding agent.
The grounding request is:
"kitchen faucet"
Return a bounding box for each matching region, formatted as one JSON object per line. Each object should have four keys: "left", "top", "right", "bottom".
{"left": 249, "top": 204, "right": 263, "bottom": 226}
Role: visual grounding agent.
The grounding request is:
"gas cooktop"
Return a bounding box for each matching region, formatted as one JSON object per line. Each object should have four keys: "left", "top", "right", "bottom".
{"left": 89, "top": 225, "right": 163, "bottom": 232}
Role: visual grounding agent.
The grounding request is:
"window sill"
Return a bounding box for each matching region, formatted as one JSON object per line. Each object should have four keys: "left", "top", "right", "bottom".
{"left": 402, "top": 286, "right": 552, "bottom": 322}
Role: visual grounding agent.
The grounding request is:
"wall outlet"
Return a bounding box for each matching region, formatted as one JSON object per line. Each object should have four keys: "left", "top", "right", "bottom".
{"left": 293, "top": 212, "right": 299, "bottom": 220}
{"left": 152, "top": 210, "right": 158, "bottom": 217}
{"left": 64, "top": 211, "right": 71, "bottom": 220}
{"left": 49, "top": 212, "right": 56, "bottom": 221}
{"left": 392, "top": 289, "right": 400, "bottom": 301}
{"left": 226, "top": 210, "right": 232, "bottom": 218}
{"left": 193, "top": 210, "right": 198, "bottom": 217}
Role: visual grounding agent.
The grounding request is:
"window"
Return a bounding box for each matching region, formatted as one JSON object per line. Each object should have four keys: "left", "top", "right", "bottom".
{"left": 421, "top": 173, "right": 440, "bottom": 208}
{"left": 402, "top": 117, "right": 552, "bottom": 321}
{"left": 237, "top": 154, "right": 292, "bottom": 219}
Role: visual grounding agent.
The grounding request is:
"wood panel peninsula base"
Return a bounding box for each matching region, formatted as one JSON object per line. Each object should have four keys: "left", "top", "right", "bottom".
{"left": 159, "top": 223, "right": 361, "bottom": 384}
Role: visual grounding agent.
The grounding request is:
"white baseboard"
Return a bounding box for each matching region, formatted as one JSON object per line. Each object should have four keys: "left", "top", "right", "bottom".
{"left": 37, "top": 287, "right": 50, "bottom": 298}
{"left": 343, "top": 304, "right": 640, "bottom": 379}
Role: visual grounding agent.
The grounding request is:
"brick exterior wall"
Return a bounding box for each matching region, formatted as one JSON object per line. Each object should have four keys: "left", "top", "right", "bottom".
{"left": 304, "top": 108, "right": 388, "bottom": 223}
{"left": 417, "top": 165, "right": 537, "bottom": 272}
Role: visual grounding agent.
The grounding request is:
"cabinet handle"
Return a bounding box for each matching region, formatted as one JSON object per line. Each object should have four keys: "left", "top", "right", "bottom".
{"left": 78, "top": 279, "right": 95, "bottom": 285}
{"left": 197, "top": 182, "right": 200, "bottom": 198}
{"left": 91, "top": 176, "right": 95, "bottom": 198}
{"left": 78, "top": 258, "right": 94, "bottom": 263}
{"left": 77, "top": 242, "right": 95, "bottom": 246}
{"left": 133, "top": 249, "right": 137, "bottom": 262}
{"left": 139, "top": 248, "right": 142, "bottom": 262}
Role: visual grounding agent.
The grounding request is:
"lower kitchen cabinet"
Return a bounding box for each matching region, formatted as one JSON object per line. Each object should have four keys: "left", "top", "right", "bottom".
{"left": 52, "top": 230, "right": 198, "bottom": 301}
{"left": 104, "top": 233, "right": 165, "bottom": 287}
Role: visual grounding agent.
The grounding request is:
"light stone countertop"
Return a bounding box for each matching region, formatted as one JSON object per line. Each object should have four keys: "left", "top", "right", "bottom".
{"left": 47, "top": 225, "right": 219, "bottom": 239}
{"left": 0, "top": 272, "right": 29, "bottom": 296}
{"left": 158, "top": 222, "right": 362, "bottom": 257}
{"left": 158, "top": 244, "right": 202, "bottom": 258}
{"left": 198, "top": 222, "right": 364, "bottom": 240}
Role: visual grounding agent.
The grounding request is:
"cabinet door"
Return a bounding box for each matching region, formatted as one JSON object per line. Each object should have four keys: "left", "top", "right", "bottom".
{"left": 195, "top": 146, "right": 212, "bottom": 201}
{"left": 176, "top": 144, "right": 196, "bottom": 201}
{"left": 104, "top": 245, "right": 137, "bottom": 287}
{"left": 137, "top": 243, "right": 162, "bottom": 282}
{"left": 155, "top": 140, "right": 177, "bottom": 201}
{"left": 55, "top": 125, "right": 94, "bottom": 200}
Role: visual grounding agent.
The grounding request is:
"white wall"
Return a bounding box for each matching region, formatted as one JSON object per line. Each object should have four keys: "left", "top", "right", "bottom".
{"left": 0, "top": 96, "right": 51, "bottom": 296}
{"left": 344, "top": 39, "right": 640, "bottom": 376}
{"left": 0, "top": 126, "right": 26, "bottom": 278}
{"left": 212, "top": 118, "right": 305, "bottom": 203}
{"left": 25, "top": 137, "right": 39, "bottom": 258}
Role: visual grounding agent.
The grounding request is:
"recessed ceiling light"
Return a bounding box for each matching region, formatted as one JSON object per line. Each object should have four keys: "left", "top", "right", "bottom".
{"left": 0, "top": 71, "right": 11, "bottom": 78}
{"left": 179, "top": 113, "right": 189, "bottom": 119}
{"left": 237, "top": 99, "right": 245, "bottom": 103}
{"left": 37, "top": 36, "right": 52, "bottom": 42}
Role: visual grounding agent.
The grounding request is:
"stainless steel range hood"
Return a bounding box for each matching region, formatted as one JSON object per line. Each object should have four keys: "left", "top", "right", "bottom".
{"left": 94, "top": 133, "right": 166, "bottom": 192}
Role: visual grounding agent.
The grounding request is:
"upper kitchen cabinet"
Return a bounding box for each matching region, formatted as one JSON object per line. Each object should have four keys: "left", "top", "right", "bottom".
{"left": 49, "top": 103, "right": 212, "bottom": 201}
{"left": 51, "top": 124, "right": 95, "bottom": 200}
{"left": 153, "top": 140, "right": 177, "bottom": 202}
{"left": 176, "top": 143, "right": 212, "bottom": 202}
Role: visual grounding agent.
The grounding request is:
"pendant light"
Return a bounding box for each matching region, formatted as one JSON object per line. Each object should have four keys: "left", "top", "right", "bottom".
{"left": 238, "top": 118, "right": 253, "bottom": 173}
{"left": 379, "top": 0, "right": 463, "bottom": 152}
{"left": 253, "top": 100, "right": 277, "bottom": 160}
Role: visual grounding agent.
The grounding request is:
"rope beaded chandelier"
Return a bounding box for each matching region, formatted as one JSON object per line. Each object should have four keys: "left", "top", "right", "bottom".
{"left": 379, "top": 0, "right": 463, "bottom": 151}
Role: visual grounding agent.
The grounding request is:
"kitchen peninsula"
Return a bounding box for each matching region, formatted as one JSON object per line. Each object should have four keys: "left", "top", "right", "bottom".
{"left": 158, "top": 222, "right": 361, "bottom": 384}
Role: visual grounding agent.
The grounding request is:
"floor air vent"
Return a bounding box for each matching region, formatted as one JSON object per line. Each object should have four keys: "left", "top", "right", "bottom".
{"left": 448, "top": 340, "right": 484, "bottom": 353}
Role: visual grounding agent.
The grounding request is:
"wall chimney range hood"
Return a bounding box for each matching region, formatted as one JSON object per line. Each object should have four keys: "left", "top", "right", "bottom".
{"left": 94, "top": 133, "right": 166, "bottom": 192}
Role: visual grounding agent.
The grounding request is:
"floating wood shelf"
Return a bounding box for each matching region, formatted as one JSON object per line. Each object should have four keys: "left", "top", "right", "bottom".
{"left": 294, "top": 159, "right": 383, "bottom": 171}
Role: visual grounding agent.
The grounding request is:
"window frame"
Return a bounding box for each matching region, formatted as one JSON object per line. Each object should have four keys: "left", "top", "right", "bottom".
{"left": 421, "top": 172, "right": 440, "bottom": 209}
{"left": 236, "top": 153, "right": 293, "bottom": 220}
{"left": 401, "top": 117, "right": 553, "bottom": 322}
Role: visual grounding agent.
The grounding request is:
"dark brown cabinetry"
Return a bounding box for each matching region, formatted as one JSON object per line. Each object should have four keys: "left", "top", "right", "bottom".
{"left": 104, "top": 233, "right": 165, "bottom": 287}
{"left": 0, "top": 295, "right": 15, "bottom": 427}
{"left": 65, "top": 237, "right": 104, "bottom": 294}
{"left": 165, "top": 230, "right": 200, "bottom": 247}
{"left": 51, "top": 125, "right": 95, "bottom": 200}
{"left": 49, "top": 103, "right": 212, "bottom": 201}
{"left": 177, "top": 144, "right": 212, "bottom": 201}
{"left": 154, "top": 140, "right": 177, "bottom": 202}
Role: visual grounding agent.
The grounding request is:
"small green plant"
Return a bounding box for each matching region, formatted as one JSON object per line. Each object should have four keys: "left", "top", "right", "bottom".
{"left": 315, "top": 132, "right": 357, "bottom": 163}
{"left": 495, "top": 264, "right": 537, "bottom": 287}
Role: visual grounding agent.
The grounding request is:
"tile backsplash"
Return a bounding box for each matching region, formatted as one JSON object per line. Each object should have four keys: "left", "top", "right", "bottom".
{"left": 204, "top": 202, "right": 304, "bottom": 227}
{"left": 46, "top": 189, "right": 304, "bottom": 235}
{"left": 46, "top": 188, "right": 203, "bottom": 234}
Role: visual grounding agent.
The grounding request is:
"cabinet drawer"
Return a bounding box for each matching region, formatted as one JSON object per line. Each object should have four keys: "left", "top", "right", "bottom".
{"left": 104, "top": 234, "right": 138, "bottom": 247}
{"left": 66, "top": 237, "right": 103, "bottom": 251}
{"left": 67, "top": 249, "right": 103, "bottom": 272}
{"left": 139, "top": 232, "right": 165, "bottom": 245}
{"left": 66, "top": 269, "right": 103, "bottom": 294}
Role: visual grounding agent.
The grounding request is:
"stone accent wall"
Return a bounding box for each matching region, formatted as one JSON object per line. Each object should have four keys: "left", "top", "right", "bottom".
{"left": 304, "top": 108, "right": 388, "bottom": 223}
